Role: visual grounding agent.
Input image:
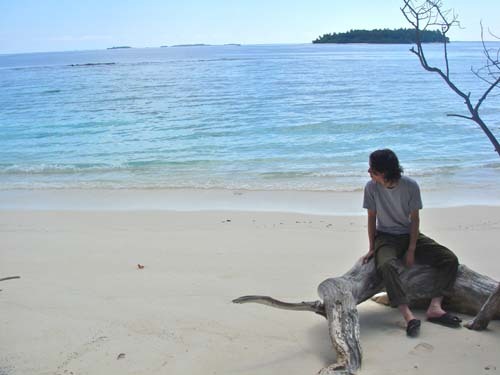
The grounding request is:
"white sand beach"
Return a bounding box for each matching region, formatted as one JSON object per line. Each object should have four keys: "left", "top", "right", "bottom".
{"left": 1, "top": 191, "right": 499, "bottom": 375}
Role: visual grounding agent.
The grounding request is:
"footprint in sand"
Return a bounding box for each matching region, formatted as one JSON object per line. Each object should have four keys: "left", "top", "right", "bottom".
{"left": 410, "top": 342, "right": 434, "bottom": 355}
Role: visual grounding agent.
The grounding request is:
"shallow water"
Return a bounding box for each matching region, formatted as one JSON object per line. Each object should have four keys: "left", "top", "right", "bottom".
{"left": 1, "top": 43, "right": 499, "bottom": 191}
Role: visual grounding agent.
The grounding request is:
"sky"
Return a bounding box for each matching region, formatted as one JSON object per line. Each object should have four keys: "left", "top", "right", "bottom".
{"left": 0, "top": 0, "right": 499, "bottom": 54}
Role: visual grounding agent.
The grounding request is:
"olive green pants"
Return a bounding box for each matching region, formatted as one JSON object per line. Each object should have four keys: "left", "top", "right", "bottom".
{"left": 375, "top": 232, "right": 459, "bottom": 307}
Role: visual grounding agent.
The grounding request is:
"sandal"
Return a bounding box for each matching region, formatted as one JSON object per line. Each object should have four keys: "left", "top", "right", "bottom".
{"left": 406, "top": 318, "right": 421, "bottom": 337}
{"left": 427, "top": 312, "right": 462, "bottom": 328}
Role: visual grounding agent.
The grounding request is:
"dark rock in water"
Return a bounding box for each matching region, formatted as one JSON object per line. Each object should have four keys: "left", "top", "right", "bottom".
{"left": 107, "top": 46, "right": 132, "bottom": 49}
{"left": 69, "top": 62, "right": 116, "bottom": 67}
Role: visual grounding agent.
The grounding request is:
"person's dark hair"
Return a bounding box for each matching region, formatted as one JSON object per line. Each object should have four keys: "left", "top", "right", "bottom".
{"left": 369, "top": 149, "right": 403, "bottom": 183}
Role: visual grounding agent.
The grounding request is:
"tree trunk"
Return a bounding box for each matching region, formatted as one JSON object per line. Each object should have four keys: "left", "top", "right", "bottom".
{"left": 233, "top": 260, "right": 499, "bottom": 375}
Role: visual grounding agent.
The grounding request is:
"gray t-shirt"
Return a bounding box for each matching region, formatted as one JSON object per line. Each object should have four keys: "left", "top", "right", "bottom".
{"left": 363, "top": 175, "right": 423, "bottom": 235}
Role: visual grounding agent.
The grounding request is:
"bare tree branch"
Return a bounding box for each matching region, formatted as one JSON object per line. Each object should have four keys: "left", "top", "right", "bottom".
{"left": 447, "top": 114, "right": 474, "bottom": 120}
{"left": 475, "top": 76, "right": 500, "bottom": 113}
{"left": 402, "top": 0, "right": 500, "bottom": 156}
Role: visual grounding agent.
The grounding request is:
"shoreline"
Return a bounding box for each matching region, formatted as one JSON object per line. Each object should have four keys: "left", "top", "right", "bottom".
{"left": 1, "top": 187, "right": 500, "bottom": 215}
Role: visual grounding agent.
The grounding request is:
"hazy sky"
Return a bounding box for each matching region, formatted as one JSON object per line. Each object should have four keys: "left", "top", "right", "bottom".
{"left": 1, "top": 0, "right": 499, "bottom": 54}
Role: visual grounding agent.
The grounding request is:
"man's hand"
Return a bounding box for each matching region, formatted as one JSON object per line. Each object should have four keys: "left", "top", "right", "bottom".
{"left": 362, "top": 250, "right": 375, "bottom": 264}
{"left": 405, "top": 250, "right": 415, "bottom": 268}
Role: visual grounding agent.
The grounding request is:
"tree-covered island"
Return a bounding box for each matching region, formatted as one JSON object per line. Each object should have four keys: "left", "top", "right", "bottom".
{"left": 313, "top": 28, "right": 449, "bottom": 44}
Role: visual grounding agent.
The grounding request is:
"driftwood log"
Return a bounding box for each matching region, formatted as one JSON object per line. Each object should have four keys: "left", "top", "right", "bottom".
{"left": 233, "top": 259, "right": 499, "bottom": 375}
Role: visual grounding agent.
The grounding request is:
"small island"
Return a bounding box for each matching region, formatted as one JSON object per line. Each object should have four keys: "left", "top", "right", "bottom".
{"left": 107, "top": 46, "right": 132, "bottom": 49}
{"left": 313, "top": 28, "right": 449, "bottom": 44}
{"left": 171, "top": 44, "right": 210, "bottom": 47}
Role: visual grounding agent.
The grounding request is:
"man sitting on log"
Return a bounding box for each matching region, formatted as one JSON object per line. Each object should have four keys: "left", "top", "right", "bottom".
{"left": 361, "top": 149, "right": 461, "bottom": 337}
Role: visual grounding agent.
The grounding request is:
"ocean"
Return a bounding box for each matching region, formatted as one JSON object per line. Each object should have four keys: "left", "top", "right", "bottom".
{"left": 1, "top": 43, "right": 499, "bottom": 192}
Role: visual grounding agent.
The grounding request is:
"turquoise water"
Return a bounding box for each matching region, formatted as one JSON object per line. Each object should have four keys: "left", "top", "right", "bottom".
{"left": 0, "top": 43, "right": 499, "bottom": 191}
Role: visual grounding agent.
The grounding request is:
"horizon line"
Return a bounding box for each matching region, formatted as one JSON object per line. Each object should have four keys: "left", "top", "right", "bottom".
{"left": 1, "top": 40, "right": 497, "bottom": 56}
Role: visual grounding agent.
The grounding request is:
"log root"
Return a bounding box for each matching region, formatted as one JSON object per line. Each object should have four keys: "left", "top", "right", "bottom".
{"left": 0, "top": 276, "right": 21, "bottom": 282}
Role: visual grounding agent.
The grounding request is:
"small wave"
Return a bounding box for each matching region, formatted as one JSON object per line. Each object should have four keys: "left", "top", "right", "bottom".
{"left": 0, "top": 163, "right": 124, "bottom": 175}
{"left": 483, "top": 162, "right": 500, "bottom": 169}
{"left": 260, "top": 171, "right": 314, "bottom": 179}
{"left": 259, "top": 170, "right": 367, "bottom": 179}
{"left": 311, "top": 171, "right": 366, "bottom": 178}
{"left": 0, "top": 160, "right": 224, "bottom": 175}
{"left": 279, "top": 121, "right": 369, "bottom": 135}
{"left": 8, "top": 65, "right": 61, "bottom": 72}
{"left": 404, "top": 166, "right": 460, "bottom": 177}
{"left": 4, "top": 62, "right": 116, "bottom": 72}
{"left": 2, "top": 57, "right": 239, "bottom": 73}
{"left": 0, "top": 178, "right": 366, "bottom": 193}
{"left": 194, "top": 57, "right": 257, "bottom": 63}
{"left": 99, "top": 95, "right": 142, "bottom": 103}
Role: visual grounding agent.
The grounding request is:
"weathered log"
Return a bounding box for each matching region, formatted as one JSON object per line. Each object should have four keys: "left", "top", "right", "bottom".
{"left": 233, "top": 260, "right": 499, "bottom": 375}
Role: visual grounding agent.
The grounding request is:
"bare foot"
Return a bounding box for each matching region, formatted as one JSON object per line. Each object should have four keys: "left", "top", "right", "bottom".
{"left": 426, "top": 306, "right": 446, "bottom": 319}
{"left": 398, "top": 304, "right": 416, "bottom": 323}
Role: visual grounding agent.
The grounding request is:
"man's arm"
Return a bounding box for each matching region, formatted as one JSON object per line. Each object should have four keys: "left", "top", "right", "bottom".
{"left": 362, "top": 209, "right": 377, "bottom": 264}
{"left": 405, "top": 209, "right": 420, "bottom": 267}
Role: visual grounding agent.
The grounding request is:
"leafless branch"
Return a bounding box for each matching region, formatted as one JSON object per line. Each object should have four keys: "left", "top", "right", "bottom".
{"left": 447, "top": 114, "right": 474, "bottom": 120}
{"left": 475, "top": 76, "right": 500, "bottom": 113}
{"left": 402, "top": 0, "right": 500, "bottom": 157}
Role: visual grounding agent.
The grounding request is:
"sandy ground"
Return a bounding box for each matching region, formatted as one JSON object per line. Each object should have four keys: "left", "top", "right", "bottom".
{"left": 1, "top": 203, "right": 499, "bottom": 375}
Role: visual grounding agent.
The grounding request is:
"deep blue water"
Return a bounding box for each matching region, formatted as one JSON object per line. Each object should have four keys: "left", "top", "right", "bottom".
{"left": 0, "top": 43, "right": 499, "bottom": 191}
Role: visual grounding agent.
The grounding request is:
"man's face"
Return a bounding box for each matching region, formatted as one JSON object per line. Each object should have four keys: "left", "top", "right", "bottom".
{"left": 368, "top": 166, "right": 385, "bottom": 184}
